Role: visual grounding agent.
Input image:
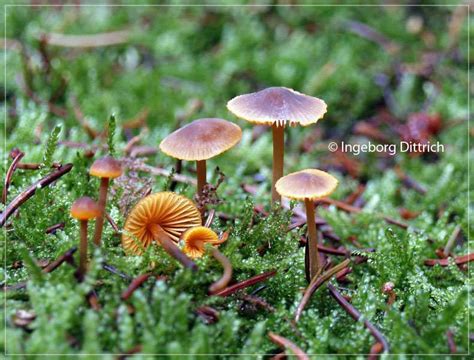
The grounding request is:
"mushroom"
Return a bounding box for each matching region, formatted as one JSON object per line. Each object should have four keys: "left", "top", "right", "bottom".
{"left": 181, "top": 226, "right": 231, "bottom": 293}
{"left": 227, "top": 87, "right": 327, "bottom": 203}
{"left": 89, "top": 156, "right": 123, "bottom": 246}
{"left": 275, "top": 169, "right": 338, "bottom": 280}
{"left": 182, "top": 226, "right": 227, "bottom": 259}
{"left": 160, "top": 118, "right": 242, "bottom": 196}
{"left": 70, "top": 197, "right": 101, "bottom": 280}
{"left": 122, "top": 192, "right": 202, "bottom": 270}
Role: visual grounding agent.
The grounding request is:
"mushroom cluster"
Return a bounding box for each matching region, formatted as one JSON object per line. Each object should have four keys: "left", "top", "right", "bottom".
{"left": 68, "top": 86, "right": 336, "bottom": 285}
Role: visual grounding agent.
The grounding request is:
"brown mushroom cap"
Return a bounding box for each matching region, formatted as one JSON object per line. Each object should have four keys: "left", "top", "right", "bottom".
{"left": 122, "top": 192, "right": 202, "bottom": 255}
{"left": 159, "top": 118, "right": 242, "bottom": 161}
{"left": 227, "top": 87, "right": 327, "bottom": 127}
{"left": 275, "top": 169, "right": 338, "bottom": 201}
{"left": 70, "top": 197, "right": 101, "bottom": 220}
{"left": 182, "top": 226, "right": 223, "bottom": 259}
{"left": 89, "top": 156, "right": 122, "bottom": 179}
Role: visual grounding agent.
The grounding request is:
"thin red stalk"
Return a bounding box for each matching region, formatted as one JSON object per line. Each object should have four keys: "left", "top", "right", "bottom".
{"left": 328, "top": 284, "right": 390, "bottom": 353}
{"left": 208, "top": 248, "right": 233, "bottom": 294}
{"left": 0, "top": 164, "right": 73, "bottom": 227}
{"left": 212, "top": 270, "right": 277, "bottom": 297}
{"left": 2, "top": 150, "right": 25, "bottom": 204}
{"left": 105, "top": 212, "right": 120, "bottom": 233}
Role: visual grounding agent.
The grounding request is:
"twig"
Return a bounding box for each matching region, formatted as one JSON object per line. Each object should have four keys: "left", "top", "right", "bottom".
{"left": 212, "top": 270, "right": 277, "bottom": 297}
{"left": 105, "top": 212, "right": 120, "bottom": 234}
{"left": 424, "top": 253, "right": 473, "bottom": 267}
{"left": 295, "top": 259, "right": 350, "bottom": 322}
{"left": 446, "top": 329, "right": 457, "bottom": 354}
{"left": 328, "top": 284, "right": 389, "bottom": 353}
{"left": 41, "top": 30, "right": 130, "bottom": 48}
{"left": 3, "top": 247, "right": 77, "bottom": 291}
{"left": 443, "top": 225, "right": 462, "bottom": 257}
{"left": 343, "top": 20, "right": 400, "bottom": 54}
{"left": 268, "top": 332, "right": 310, "bottom": 360}
{"left": 102, "top": 263, "right": 132, "bottom": 281}
{"left": 121, "top": 273, "right": 151, "bottom": 301}
{"left": 2, "top": 150, "right": 25, "bottom": 204}
{"left": 45, "top": 223, "right": 65, "bottom": 234}
{"left": 71, "top": 96, "right": 98, "bottom": 139}
{"left": 42, "top": 246, "right": 77, "bottom": 273}
{"left": 394, "top": 166, "right": 427, "bottom": 195}
{"left": 0, "top": 164, "right": 73, "bottom": 227}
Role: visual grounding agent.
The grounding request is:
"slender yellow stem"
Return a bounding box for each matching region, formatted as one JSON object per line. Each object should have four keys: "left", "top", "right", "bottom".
{"left": 209, "top": 247, "right": 233, "bottom": 294}
{"left": 149, "top": 224, "right": 197, "bottom": 271}
{"left": 78, "top": 220, "right": 88, "bottom": 280}
{"left": 196, "top": 160, "right": 207, "bottom": 196}
{"left": 305, "top": 198, "right": 321, "bottom": 280}
{"left": 272, "top": 125, "right": 285, "bottom": 204}
{"left": 93, "top": 177, "right": 109, "bottom": 246}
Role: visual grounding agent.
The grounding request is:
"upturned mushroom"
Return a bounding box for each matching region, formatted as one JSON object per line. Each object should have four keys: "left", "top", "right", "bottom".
{"left": 182, "top": 226, "right": 227, "bottom": 259}
{"left": 70, "top": 197, "right": 101, "bottom": 280}
{"left": 89, "top": 156, "right": 122, "bottom": 246}
{"left": 159, "top": 118, "right": 242, "bottom": 196}
{"left": 181, "top": 226, "right": 231, "bottom": 293}
{"left": 227, "top": 87, "right": 327, "bottom": 203}
{"left": 122, "top": 192, "right": 202, "bottom": 270}
{"left": 275, "top": 169, "right": 338, "bottom": 280}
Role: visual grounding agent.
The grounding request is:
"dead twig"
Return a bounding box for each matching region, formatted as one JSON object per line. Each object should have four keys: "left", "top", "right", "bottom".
{"left": 102, "top": 263, "right": 132, "bottom": 281}
{"left": 268, "top": 332, "right": 310, "bottom": 360}
{"left": 2, "top": 150, "right": 25, "bottom": 204}
{"left": 121, "top": 273, "right": 152, "bottom": 301}
{"left": 443, "top": 225, "right": 462, "bottom": 257}
{"left": 45, "top": 223, "right": 65, "bottom": 234}
{"left": 328, "top": 284, "right": 389, "bottom": 353}
{"left": 424, "top": 253, "right": 473, "bottom": 267}
{"left": 41, "top": 30, "right": 130, "bottom": 48}
{"left": 105, "top": 212, "right": 120, "bottom": 234}
{"left": 0, "top": 164, "right": 73, "bottom": 227}
{"left": 212, "top": 270, "right": 277, "bottom": 297}
{"left": 295, "top": 259, "right": 350, "bottom": 322}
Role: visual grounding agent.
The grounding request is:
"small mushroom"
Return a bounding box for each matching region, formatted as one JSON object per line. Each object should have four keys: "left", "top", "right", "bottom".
{"left": 227, "top": 87, "right": 327, "bottom": 203}
{"left": 275, "top": 169, "right": 338, "bottom": 280}
{"left": 160, "top": 118, "right": 242, "bottom": 196}
{"left": 89, "top": 156, "right": 123, "bottom": 246}
{"left": 181, "top": 226, "right": 231, "bottom": 293}
{"left": 182, "top": 226, "right": 227, "bottom": 259}
{"left": 70, "top": 197, "right": 101, "bottom": 280}
{"left": 122, "top": 192, "right": 201, "bottom": 270}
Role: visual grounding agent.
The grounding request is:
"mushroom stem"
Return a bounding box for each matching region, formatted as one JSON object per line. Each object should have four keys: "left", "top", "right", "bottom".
{"left": 305, "top": 198, "right": 321, "bottom": 280}
{"left": 272, "top": 125, "right": 285, "bottom": 204}
{"left": 149, "top": 224, "right": 198, "bottom": 271}
{"left": 209, "top": 247, "right": 233, "bottom": 294}
{"left": 196, "top": 160, "right": 207, "bottom": 196}
{"left": 78, "top": 220, "right": 89, "bottom": 280}
{"left": 93, "top": 177, "right": 109, "bottom": 246}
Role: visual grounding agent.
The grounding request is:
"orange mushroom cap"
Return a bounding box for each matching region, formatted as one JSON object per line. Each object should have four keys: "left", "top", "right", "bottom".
{"left": 275, "top": 169, "right": 338, "bottom": 201}
{"left": 159, "top": 118, "right": 242, "bottom": 161}
{"left": 89, "top": 156, "right": 122, "bottom": 179}
{"left": 70, "top": 197, "right": 101, "bottom": 220}
{"left": 227, "top": 87, "right": 327, "bottom": 127}
{"left": 122, "top": 192, "right": 202, "bottom": 255}
{"left": 181, "top": 226, "right": 224, "bottom": 259}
